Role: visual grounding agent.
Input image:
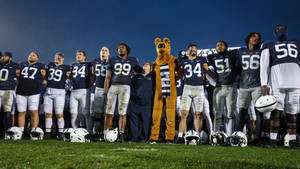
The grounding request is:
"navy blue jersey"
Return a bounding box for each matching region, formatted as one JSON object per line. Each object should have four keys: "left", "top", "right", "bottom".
{"left": 176, "top": 79, "right": 183, "bottom": 96}
{"left": 236, "top": 48, "right": 261, "bottom": 88}
{"left": 179, "top": 57, "right": 207, "bottom": 86}
{"left": 17, "top": 62, "right": 46, "bottom": 96}
{"left": 91, "top": 58, "right": 107, "bottom": 88}
{"left": 261, "top": 40, "right": 300, "bottom": 67}
{"left": 46, "top": 62, "right": 71, "bottom": 89}
{"left": 207, "top": 50, "right": 237, "bottom": 85}
{"left": 71, "top": 62, "right": 91, "bottom": 90}
{"left": 0, "top": 62, "right": 19, "bottom": 90}
{"left": 131, "top": 73, "right": 154, "bottom": 106}
{"left": 107, "top": 56, "right": 140, "bottom": 85}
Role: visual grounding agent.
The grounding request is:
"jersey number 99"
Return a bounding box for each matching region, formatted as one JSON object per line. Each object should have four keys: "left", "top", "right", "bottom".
{"left": 114, "top": 63, "right": 131, "bottom": 76}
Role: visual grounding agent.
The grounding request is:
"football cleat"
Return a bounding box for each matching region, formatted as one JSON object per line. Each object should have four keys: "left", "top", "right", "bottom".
{"left": 199, "top": 131, "right": 209, "bottom": 144}
{"left": 174, "top": 137, "right": 185, "bottom": 144}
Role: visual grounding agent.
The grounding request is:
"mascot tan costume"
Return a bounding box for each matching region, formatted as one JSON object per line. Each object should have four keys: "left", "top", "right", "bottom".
{"left": 149, "top": 37, "right": 178, "bottom": 142}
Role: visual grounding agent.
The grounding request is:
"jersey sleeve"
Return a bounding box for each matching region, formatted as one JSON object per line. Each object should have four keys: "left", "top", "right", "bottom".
{"left": 260, "top": 48, "right": 270, "bottom": 86}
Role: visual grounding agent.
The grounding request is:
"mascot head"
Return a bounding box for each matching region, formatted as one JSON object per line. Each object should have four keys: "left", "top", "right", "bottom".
{"left": 155, "top": 37, "right": 171, "bottom": 55}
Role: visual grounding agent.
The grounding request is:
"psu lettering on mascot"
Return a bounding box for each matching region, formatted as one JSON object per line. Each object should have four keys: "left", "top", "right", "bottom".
{"left": 149, "top": 37, "right": 179, "bottom": 142}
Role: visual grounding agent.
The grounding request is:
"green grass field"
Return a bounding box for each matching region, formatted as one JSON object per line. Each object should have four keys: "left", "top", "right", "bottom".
{"left": 0, "top": 140, "right": 300, "bottom": 169}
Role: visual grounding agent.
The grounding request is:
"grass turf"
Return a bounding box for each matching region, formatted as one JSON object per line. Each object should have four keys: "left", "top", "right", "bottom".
{"left": 0, "top": 140, "right": 299, "bottom": 169}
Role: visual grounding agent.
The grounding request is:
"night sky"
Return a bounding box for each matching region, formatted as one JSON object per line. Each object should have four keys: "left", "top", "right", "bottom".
{"left": 1, "top": 0, "right": 300, "bottom": 65}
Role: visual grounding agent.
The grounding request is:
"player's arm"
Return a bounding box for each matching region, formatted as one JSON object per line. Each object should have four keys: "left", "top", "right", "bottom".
{"left": 203, "top": 63, "right": 216, "bottom": 80}
{"left": 15, "top": 68, "right": 20, "bottom": 90}
{"left": 175, "top": 58, "right": 184, "bottom": 80}
{"left": 89, "top": 65, "right": 96, "bottom": 88}
{"left": 66, "top": 71, "right": 72, "bottom": 79}
{"left": 177, "top": 65, "right": 184, "bottom": 79}
{"left": 260, "top": 48, "right": 270, "bottom": 95}
{"left": 15, "top": 69, "right": 20, "bottom": 79}
{"left": 41, "top": 68, "right": 47, "bottom": 84}
{"left": 103, "top": 70, "right": 112, "bottom": 94}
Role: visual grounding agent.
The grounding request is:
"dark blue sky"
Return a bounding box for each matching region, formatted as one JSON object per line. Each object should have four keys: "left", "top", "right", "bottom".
{"left": 1, "top": 0, "right": 299, "bottom": 65}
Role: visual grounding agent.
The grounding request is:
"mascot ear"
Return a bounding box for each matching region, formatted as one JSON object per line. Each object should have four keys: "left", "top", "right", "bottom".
{"left": 155, "top": 38, "right": 161, "bottom": 45}
{"left": 163, "top": 38, "right": 170, "bottom": 45}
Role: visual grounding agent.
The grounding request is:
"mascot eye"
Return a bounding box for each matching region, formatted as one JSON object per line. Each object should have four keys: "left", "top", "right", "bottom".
{"left": 158, "top": 44, "right": 166, "bottom": 48}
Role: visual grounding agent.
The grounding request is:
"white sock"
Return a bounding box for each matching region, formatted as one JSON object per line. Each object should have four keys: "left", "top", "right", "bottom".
{"left": 270, "top": 132, "right": 277, "bottom": 140}
{"left": 103, "top": 129, "right": 108, "bottom": 135}
{"left": 45, "top": 118, "right": 52, "bottom": 133}
{"left": 289, "top": 134, "right": 296, "bottom": 141}
{"left": 225, "top": 118, "right": 233, "bottom": 136}
{"left": 31, "top": 127, "right": 36, "bottom": 132}
{"left": 19, "top": 127, "right": 24, "bottom": 132}
{"left": 57, "top": 118, "right": 65, "bottom": 133}
{"left": 71, "top": 114, "right": 78, "bottom": 128}
{"left": 178, "top": 132, "right": 183, "bottom": 138}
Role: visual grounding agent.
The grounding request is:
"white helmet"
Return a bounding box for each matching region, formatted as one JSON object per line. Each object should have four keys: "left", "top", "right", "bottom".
{"left": 30, "top": 127, "right": 44, "bottom": 140}
{"left": 284, "top": 133, "right": 289, "bottom": 147}
{"left": 255, "top": 95, "right": 277, "bottom": 113}
{"left": 184, "top": 130, "right": 200, "bottom": 145}
{"left": 104, "top": 128, "right": 118, "bottom": 142}
{"left": 210, "top": 131, "right": 228, "bottom": 146}
{"left": 5, "top": 127, "right": 22, "bottom": 140}
{"left": 229, "top": 131, "right": 248, "bottom": 147}
{"left": 70, "top": 128, "right": 90, "bottom": 143}
{"left": 199, "top": 131, "right": 209, "bottom": 144}
{"left": 63, "top": 128, "right": 75, "bottom": 142}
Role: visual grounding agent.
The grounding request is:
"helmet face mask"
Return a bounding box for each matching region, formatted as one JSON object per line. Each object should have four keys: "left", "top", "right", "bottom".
{"left": 70, "top": 128, "right": 90, "bottom": 143}
{"left": 184, "top": 130, "right": 200, "bottom": 145}
{"left": 63, "top": 128, "right": 75, "bottom": 142}
{"left": 30, "top": 127, "right": 44, "bottom": 140}
{"left": 104, "top": 128, "right": 118, "bottom": 142}
{"left": 229, "top": 131, "right": 248, "bottom": 147}
{"left": 210, "top": 131, "right": 228, "bottom": 146}
{"left": 5, "top": 127, "right": 23, "bottom": 140}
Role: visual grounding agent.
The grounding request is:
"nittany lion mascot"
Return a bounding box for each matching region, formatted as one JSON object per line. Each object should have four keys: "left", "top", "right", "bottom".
{"left": 149, "top": 37, "right": 178, "bottom": 142}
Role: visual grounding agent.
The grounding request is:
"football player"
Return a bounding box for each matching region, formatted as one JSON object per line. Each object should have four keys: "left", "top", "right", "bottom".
{"left": 43, "top": 53, "right": 71, "bottom": 139}
{"left": 207, "top": 41, "right": 238, "bottom": 135}
{"left": 0, "top": 52, "right": 20, "bottom": 131}
{"left": 103, "top": 43, "right": 142, "bottom": 142}
{"left": 90, "top": 46, "right": 110, "bottom": 137}
{"left": 260, "top": 24, "right": 300, "bottom": 148}
{"left": 235, "top": 32, "right": 266, "bottom": 140}
{"left": 175, "top": 44, "right": 215, "bottom": 144}
{"left": 70, "top": 50, "right": 94, "bottom": 132}
{"left": 16, "top": 51, "right": 46, "bottom": 134}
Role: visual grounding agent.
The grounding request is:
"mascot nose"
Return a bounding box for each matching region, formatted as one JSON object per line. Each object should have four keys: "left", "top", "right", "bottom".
{"left": 158, "top": 44, "right": 166, "bottom": 48}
